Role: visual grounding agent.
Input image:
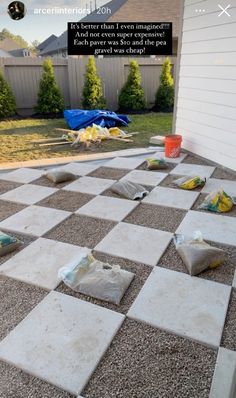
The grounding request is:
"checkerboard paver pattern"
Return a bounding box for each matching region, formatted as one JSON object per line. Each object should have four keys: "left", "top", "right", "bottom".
{"left": 0, "top": 155, "right": 236, "bottom": 398}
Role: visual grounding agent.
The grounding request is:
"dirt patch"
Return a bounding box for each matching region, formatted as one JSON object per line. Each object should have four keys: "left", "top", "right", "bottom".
{"left": 57, "top": 251, "right": 151, "bottom": 315}
{"left": 83, "top": 318, "right": 216, "bottom": 398}
{"left": 158, "top": 240, "right": 236, "bottom": 286}
{"left": 44, "top": 214, "right": 116, "bottom": 249}
{"left": 124, "top": 203, "right": 187, "bottom": 232}
{"left": 221, "top": 290, "right": 236, "bottom": 351}
{"left": 37, "top": 190, "right": 95, "bottom": 212}
{"left": 88, "top": 167, "right": 130, "bottom": 180}
{"left": 0, "top": 200, "right": 26, "bottom": 222}
{"left": 212, "top": 167, "right": 236, "bottom": 181}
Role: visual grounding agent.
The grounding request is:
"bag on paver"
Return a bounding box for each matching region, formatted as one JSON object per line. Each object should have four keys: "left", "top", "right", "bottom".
{"left": 111, "top": 180, "right": 148, "bottom": 200}
{"left": 174, "top": 231, "right": 226, "bottom": 276}
{"left": 0, "top": 231, "right": 23, "bottom": 257}
{"left": 173, "top": 176, "right": 206, "bottom": 190}
{"left": 146, "top": 158, "right": 168, "bottom": 170}
{"left": 58, "top": 253, "right": 135, "bottom": 305}
{"left": 198, "top": 189, "right": 234, "bottom": 213}
{"left": 45, "top": 169, "right": 76, "bottom": 184}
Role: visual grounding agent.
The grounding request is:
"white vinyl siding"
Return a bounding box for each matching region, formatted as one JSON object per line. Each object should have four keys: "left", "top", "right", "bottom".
{"left": 175, "top": 0, "right": 236, "bottom": 170}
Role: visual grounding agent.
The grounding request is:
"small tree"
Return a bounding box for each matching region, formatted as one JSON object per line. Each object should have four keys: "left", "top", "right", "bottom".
{"left": 82, "top": 56, "right": 106, "bottom": 109}
{"left": 0, "top": 69, "right": 16, "bottom": 119}
{"left": 36, "top": 58, "right": 64, "bottom": 114}
{"left": 118, "top": 60, "right": 146, "bottom": 112}
{"left": 155, "top": 58, "right": 174, "bottom": 112}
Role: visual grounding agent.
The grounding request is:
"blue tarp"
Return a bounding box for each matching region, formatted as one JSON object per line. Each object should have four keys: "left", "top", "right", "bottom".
{"left": 64, "top": 109, "right": 131, "bottom": 130}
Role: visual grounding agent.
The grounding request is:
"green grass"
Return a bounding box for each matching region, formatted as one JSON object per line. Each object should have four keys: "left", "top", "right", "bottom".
{"left": 0, "top": 113, "right": 173, "bottom": 163}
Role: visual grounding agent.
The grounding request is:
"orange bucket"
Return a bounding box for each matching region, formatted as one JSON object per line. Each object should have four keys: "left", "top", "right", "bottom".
{"left": 165, "top": 135, "right": 182, "bottom": 158}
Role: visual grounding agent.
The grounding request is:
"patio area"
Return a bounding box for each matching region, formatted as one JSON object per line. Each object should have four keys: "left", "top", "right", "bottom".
{"left": 0, "top": 149, "right": 236, "bottom": 398}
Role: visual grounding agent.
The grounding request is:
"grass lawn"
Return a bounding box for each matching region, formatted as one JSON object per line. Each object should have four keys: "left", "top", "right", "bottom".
{"left": 0, "top": 113, "right": 173, "bottom": 164}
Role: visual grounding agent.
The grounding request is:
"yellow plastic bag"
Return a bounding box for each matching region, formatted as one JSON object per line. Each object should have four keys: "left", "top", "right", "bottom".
{"left": 173, "top": 176, "right": 206, "bottom": 190}
{"left": 146, "top": 158, "right": 168, "bottom": 170}
{"left": 199, "top": 190, "right": 234, "bottom": 213}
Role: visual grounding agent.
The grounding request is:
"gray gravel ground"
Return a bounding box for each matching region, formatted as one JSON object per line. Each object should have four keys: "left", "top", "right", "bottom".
{"left": 157, "top": 240, "right": 236, "bottom": 285}
{"left": 0, "top": 231, "right": 35, "bottom": 266}
{"left": 83, "top": 319, "right": 217, "bottom": 398}
{"left": 0, "top": 276, "right": 46, "bottom": 340}
{"left": 88, "top": 167, "right": 130, "bottom": 180}
{"left": 182, "top": 155, "right": 216, "bottom": 166}
{"left": 221, "top": 290, "right": 236, "bottom": 351}
{"left": 124, "top": 203, "right": 187, "bottom": 232}
{"left": 44, "top": 214, "right": 116, "bottom": 248}
{"left": 0, "top": 200, "right": 26, "bottom": 222}
{"left": 192, "top": 193, "right": 236, "bottom": 217}
{"left": 159, "top": 174, "right": 205, "bottom": 192}
{"left": 32, "top": 176, "right": 75, "bottom": 188}
{"left": 0, "top": 362, "right": 73, "bottom": 398}
{"left": 212, "top": 167, "right": 236, "bottom": 181}
{"left": 0, "top": 180, "right": 22, "bottom": 194}
{"left": 37, "top": 190, "right": 95, "bottom": 212}
{"left": 57, "top": 251, "right": 152, "bottom": 315}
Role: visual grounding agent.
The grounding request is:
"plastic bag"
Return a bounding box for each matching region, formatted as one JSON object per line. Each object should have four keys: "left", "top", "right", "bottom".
{"left": 111, "top": 180, "right": 148, "bottom": 200}
{"left": 173, "top": 175, "right": 206, "bottom": 190}
{"left": 199, "top": 190, "right": 234, "bottom": 213}
{"left": 146, "top": 158, "right": 168, "bottom": 170}
{"left": 174, "top": 231, "right": 226, "bottom": 276}
{"left": 58, "top": 254, "right": 134, "bottom": 305}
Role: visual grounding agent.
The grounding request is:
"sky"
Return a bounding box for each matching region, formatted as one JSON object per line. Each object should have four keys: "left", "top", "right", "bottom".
{"left": 0, "top": 0, "right": 109, "bottom": 44}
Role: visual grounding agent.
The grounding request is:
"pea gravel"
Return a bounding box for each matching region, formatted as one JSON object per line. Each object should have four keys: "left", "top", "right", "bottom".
{"left": 32, "top": 176, "right": 74, "bottom": 189}
{"left": 0, "top": 180, "right": 22, "bottom": 194}
{"left": 0, "top": 361, "right": 73, "bottom": 398}
{"left": 158, "top": 240, "right": 236, "bottom": 285}
{"left": 124, "top": 203, "right": 187, "bottom": 232}
{"left": 57, "top": 251, "right": 152, "bottom": 314}
{"left": 83, "top": 319, "right": 217, "bottom": 398}
{"left": 44, "top": 214, "right": 116, "bottom": 248}
{"left": 88, "top": 167, "right": 130, "bottom": 180}
{"left": 182, "top": 155, "right": 215, "bottom": 167}
{"left": 192, "top": 193, "right": 236, "bottom": 218}
{"left": 0, "top": 276, "right": 47, "bottom": 340}
{"left": 37, "top": 190, "right": 95, "bottom": 212}
{"left": 212, "top": 167, "right": 236, "bottom": 181}
{"left": 221, "top": 290, "right": 236, "bottom": 351}
{"left": 0, "top": 200, "right": 26, "bottom": 222}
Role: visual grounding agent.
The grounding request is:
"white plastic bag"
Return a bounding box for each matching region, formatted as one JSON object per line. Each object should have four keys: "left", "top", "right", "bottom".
{"left": 58, "top": 254, "right": 134, "bottom": 305}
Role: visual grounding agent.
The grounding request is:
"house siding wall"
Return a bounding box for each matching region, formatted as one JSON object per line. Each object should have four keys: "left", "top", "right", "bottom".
{"left": 174, "top": 0, "right": 236, "bottom": 171}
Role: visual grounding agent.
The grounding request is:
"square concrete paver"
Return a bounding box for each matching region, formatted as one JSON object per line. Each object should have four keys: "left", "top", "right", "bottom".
{"left": 202, "top": 178, "right": 236, "bottom": 196}
{"left": 0, "top": 184, "right": 58, "bottom": 205}
{"left": 128, "top": 267, "right": 231, "bottom": 348}
{"left": 76, "top": 196, "right": 138, "bottom": 222}
{"left": 56, "top": 162, "right": 99, "bottom": 176}
{"left": 0, "top": 292, "right": 124, "bottom": 395}
{"left": 143, "top": 186, "right": 199, "bottom": 210}
{"left": 0, "top": 205, "right": 70, "bottom": 237}
{"left": 176, "top": 210, "right": 236, "bottom": 247}
{"left": 95, "top": 222, "right": 172, "bottom": 266}
{"left": 64, "top": 177, "right": 114, "bottom": 195}
{"left": 103, "top": 157, "right": 145, "bottom": 170}
{"left": 120, "top": 170, "right": 167, "bottom": 187}
{"left": 153, "top": 151, "right": 187, "bottom": 164}
{"left": 0, "top": 168, "right": 43, "bottom": 183}
{"left": 0, "top": 238, "right": 90, "bottom": 290}
{"left": 209, "top": 347, "right": 236, "bottom": 398}
{"left": 170, "top": 164, "right": 215, "bottom": 179}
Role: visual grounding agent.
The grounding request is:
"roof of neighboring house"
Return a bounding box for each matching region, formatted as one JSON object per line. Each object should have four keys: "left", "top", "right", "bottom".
{"left": 40, "top": 31, "right": 67, "bottom": 56}
{"left": 8, "top": 48, "right": 33, "bottom": 57}
{"left": 37, "top": 34, "right": 58, "bottom": 52}
{"left": 0, "top": 48, "right": 13, "bottom": 57}
{"left": 41, "top": 0, "right": 180, "bottom": 56}
{"left": 0, "top": 37, "right": 23, "bottom": 51}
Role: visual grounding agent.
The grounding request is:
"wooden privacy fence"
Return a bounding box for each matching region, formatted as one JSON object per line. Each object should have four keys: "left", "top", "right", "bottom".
{"left": 0, "top": 56, "right": 176, "bottom": 115}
